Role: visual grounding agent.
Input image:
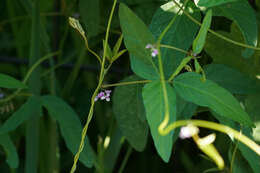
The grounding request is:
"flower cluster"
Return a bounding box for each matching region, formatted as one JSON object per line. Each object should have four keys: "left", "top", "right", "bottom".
{"left": 145, "top": 44, "right": 158, "bottom": 57}
{"left": 94, "top": 90, "right": 112, "bottom": 102}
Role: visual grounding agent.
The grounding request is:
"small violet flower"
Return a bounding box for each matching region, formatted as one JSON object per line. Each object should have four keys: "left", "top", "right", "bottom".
{"left": 95, "top": 90, "right": 112, "bottom": 102}
{"left": 145, "top": 44, "right": 158, "bottom": 57}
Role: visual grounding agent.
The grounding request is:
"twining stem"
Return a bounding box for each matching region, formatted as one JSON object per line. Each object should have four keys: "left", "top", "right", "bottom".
{"left": 157, "top": 0, "right": 188, "bottom": 134}
{"left": 69, "top": 0, "right": 118, "bottom": 172}
{"left": 160, "top": 119, "right": 260, "bottom": 156}
{"left": 171, "top": 0, "right": 260, "bottom": 51}
{"left": 102, "top": 80, "right": 151, "bottom": 88}
{"left": 0, "top": 52, "right": 59, "bottom": 103}
{"left": 160, "top": 44, "right": 189, "bottom": 54}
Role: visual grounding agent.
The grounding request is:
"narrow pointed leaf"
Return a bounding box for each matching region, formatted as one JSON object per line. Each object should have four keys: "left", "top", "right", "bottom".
{"left": 0, "top": 134, "right": 19, "bottom": 168}
{"left": 174, "top": 72, "right": 253, "bottom": 127}
{"left": 192, "top": 9, "right": 212, "bottom": 54}
{"left": 0, "top": 96, "right": 42, "bottom": 134}
{"left": 41, "top": 95, "right": 95, "bottom": 168}
{"left": 0, "top": 73, "right": 26, "bottom": 89}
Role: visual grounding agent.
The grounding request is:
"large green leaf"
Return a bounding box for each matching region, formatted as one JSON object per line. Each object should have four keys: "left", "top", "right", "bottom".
{"left": 0, "top": 96, "right": 42, "bottom": 134}
{"left": 112, "top": 75, "right": 148, "bottom": 151}
{"left": 205, "top": 23, "right": 260, "bottom": 77}
{"left": 150, "top": 1, "right": 200, "bottom": 78}
{"left": 41, "top": 95, "right": 95, "bottom": 168}
{"left": 211, "top": 0, "right": 258, "bottom": 58}
{"left": 204, "top": 64, "right": 260, "bottom": 94}
{"left": 194, "top": 0, "right": 237, "bottom": 8}
{"left": 119, "top": 3, "right": 159, "bottom": 80}
{"left": 0, "top": 73, "right": 26, "bottom": 89}
{"left": 174, "top": 72, "right": 253, "bottom": 127}
{"left": 142, "top": 81, "right": 176, "bottom": 162}
{"left": 0, "top": 134, "right": 19, "bottom": 169}
{"left": 192, "top": 9, "right": 212, "bottom": 54}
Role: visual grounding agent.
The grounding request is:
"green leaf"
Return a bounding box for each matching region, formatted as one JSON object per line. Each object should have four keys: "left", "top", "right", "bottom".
{"left": 0, "top": 96, "right": 42, "bottom": 134}
{"left": 103, "top": 40, "right": 113, "bottom": 60}
{"left": 112, "top": 75, "right": 148, "bottom": 151}
{"left": 194, "top": 0, "right": 237, "bottom": 8}
{"left": 150, "top": 1, "right": 201, "bottom": 78}
{"left": 211, "top": 0, "right": 258, "bottom": 58}
{"left": 192, "top": 9, "right": 212, "bottom": 54}
{"left": 119, "top": 3, "right": 159, "bottom": 80}
{"left": 174, "top": 72, "right": 253, "bottom": 127}
{"left": 112, "top": 34, "right": 123, "bottom": 56}
{"left": 142, "top": 81, "right": 177, "bottom": 162}
{"left": 41, "top": 95, "right": 95, "bottom": 168}
{"left": 79, "top": 0, "right": 100, "bottom": 38}
{"left": 0, "top": 73, "right": 26, "bottom": 89}
{"left": 204, "top": 23, "right": 260, "bottom": 76}
{"left": 0, "top": 134, "right": 19, "bottom": 168}
{"left": 205, "top": 64, "right": 260, "bottom": 94}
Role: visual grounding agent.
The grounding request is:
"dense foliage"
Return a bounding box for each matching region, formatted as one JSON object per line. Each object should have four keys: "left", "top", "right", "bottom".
{"left": 0, "top": 0, "right": 260, "bottom": 172}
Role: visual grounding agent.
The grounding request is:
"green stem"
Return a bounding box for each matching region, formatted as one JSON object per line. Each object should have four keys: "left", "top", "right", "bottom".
{"left": 160, "top": 44, "right": 189, "bottom": 54}
{"left": 230, "top": 140, "right": 239, "bottom": 172}
{"left": 102, "top": 80, "right": 151, "bottom": 88}
{"left": 69, "top": 0, "right": 118, "bottom": 172}
{"left": 171, "top": 0, "right": 260, "bottom": 51}
{"left": 118, "top": 146, "right": 132, "bottom": 173}
{"left": 0, "top": 52, "right": 59, "bottom": 103}
{"left": 25, "top": 0, "right": 41, "bottom": 172}
{"left": 157, "top": 0, "right": 188, "bottom": 134}
{"left": 160, "top": 119, "right": 260, "bottom": 156}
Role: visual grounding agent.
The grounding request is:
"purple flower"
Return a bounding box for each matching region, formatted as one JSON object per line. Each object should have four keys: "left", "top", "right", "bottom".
{"left": 151, "top": 49, "right": 158, "bottom": 57}
{"left": 145, "top": 44, "right": 158, "bottom": 57}
{"left": 95, "top": 90, "right": 112, "bottom": 102}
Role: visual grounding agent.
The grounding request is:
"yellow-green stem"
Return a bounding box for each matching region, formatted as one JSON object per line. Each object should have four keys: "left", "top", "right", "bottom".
{"left": 159, "top": 119, "right": 260, "bottom": 156}
{"left": 69, "top": 0, "right": 117, "bottom": 172}
{"left": 102, "top": 80, "right": 151, "bottom": 88}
